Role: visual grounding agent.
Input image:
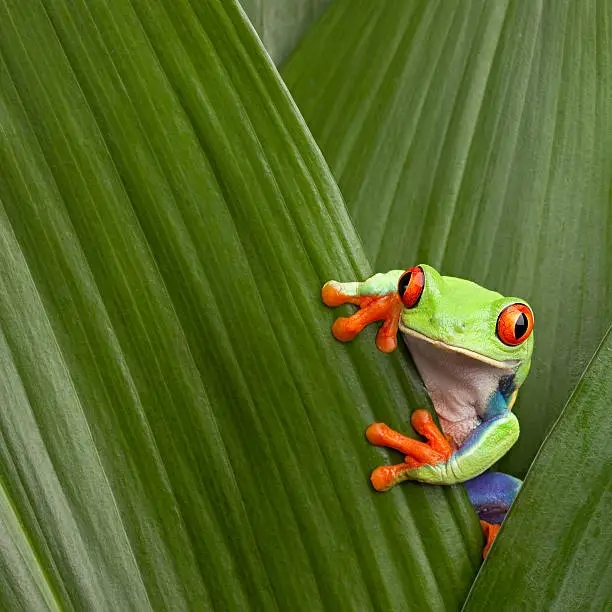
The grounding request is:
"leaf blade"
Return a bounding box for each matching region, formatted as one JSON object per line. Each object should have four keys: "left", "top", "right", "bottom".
{"left": 0, "top": 0, "right": 481, "bottom": 608}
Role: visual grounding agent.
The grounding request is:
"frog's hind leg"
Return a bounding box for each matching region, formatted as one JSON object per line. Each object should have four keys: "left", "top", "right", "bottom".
{"left": 464, "top": 471, "right": 522, "bottom": 524}
{"left": 464, "top": 471, "right": 522, "bottom": 558}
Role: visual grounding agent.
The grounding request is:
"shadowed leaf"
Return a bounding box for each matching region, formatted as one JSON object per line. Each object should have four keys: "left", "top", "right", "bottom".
{"left": 240, "top": 0, "right": 331, "bottom": 65}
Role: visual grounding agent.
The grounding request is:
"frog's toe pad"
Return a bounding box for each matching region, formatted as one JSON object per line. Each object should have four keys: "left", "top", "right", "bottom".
{"left": 365, "top": 423, "right": 388, "bottom": 446}
{"left": 331, "top": 317, "right": 359, "bottom": 342}
{"left": 321, "top": 281, "right": 347, "bottom": 307}
{"left": 370, "top": 466, "right": 399, "bottom": 492}
{"left": 370, "top": 462, "right": 417, "bottom": 491}
{"left": 375, "top": 330, "right": 398, "bottom": 353}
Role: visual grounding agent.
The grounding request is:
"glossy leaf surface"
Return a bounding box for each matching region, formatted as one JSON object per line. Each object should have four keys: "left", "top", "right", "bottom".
{"left": 0, "top": 0, "right": 481, "bottom": 608}
{"left": 283, "top": 0, "right": 612, "bottom": 476}
{"left": 464, "top": 325, "right": 612, "bottom": 610}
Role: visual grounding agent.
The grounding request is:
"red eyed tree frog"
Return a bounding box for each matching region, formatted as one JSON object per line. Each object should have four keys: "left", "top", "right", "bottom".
{"left": 322, "top": 265, "right": 534, "bottom": 557}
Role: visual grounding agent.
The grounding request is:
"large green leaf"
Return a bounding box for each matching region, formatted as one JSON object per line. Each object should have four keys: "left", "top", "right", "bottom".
{"left": 464, "top": 324, "right": 612, "bottom": 609}
{"left": 283, "top": 0, "right": 612, "bottom": 476}
{"left": 239, "top": 0, "right": 331, "bottom": 65}
{"left": 0, "top": 0, "right": 481, "bottom": 608}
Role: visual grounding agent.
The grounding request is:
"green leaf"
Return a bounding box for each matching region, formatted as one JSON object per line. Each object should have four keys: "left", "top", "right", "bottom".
{"left": 0, "top": 0, "right": 481, "bottom": 608}
{"left": 283, "top": 0, "right": 612, "bottom": 476}
{"left": 239, "top": 0, "right": 331, "bottom": 65}
{"left": 463, "top": 324, "right": 612, "bottom": 609}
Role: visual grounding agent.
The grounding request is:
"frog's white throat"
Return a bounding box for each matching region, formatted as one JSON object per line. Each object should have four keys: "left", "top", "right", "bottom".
{"left": 399, "top": 325, "right": 519, "bottom": 447}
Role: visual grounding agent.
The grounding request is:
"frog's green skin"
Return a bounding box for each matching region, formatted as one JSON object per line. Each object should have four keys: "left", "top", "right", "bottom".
{"left": 324, "top": 265, "right": 534, "bottom": 497}
{"left": 361, "top": 265, "right": 532, "bottom": 485}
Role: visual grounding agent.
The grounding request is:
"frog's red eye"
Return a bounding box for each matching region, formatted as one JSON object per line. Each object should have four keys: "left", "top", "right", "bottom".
{"left": 497, "top": 303, "right": 534, "bottom": 346}
{"left": 398, "top": 266, "right": 425, "bottom": 308}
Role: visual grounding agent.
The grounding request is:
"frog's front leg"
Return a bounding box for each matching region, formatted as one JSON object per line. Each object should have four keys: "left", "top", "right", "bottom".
{"left": 366, "top": 409, "right": 453, "bottom": 491}
{"left": 368, "top": 411, "right": 519, "bottom": 492}
{"left": 322, "top": 270, "right": 405, "bottom": 352}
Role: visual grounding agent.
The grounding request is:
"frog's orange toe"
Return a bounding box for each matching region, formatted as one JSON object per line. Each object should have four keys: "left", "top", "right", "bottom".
{"left": 370, "top": 463, "right": 414, "bottom": 491}
{"left": 411, "top": 409, "right": 434, "bottom": 429}
{"left": 321, "top": 281, "right": 347, "bottom": 307}
{"left": 411, "top": 409, "right": 453, "bottom": 458}
{"left": 331, "top": 317, "right": 359, "bottom": 342}
{"left": 480, "top": 520, "right": 501, "bottom": 559}
{"left": 375, "top": 332, "right": 397, "bottom": 353}
{"left": 365, "top": 423, "right": 388, "bottom": 445}
{"left": 370, "top": 466, "right": 397, "bottom": 492}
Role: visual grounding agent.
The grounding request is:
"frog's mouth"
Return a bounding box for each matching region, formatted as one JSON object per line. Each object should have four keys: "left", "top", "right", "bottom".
{"left": 398, "top": 326, "right": 519, "bottom": 369}
{"left": 398, "top": 324, "right": 520, "bottom": 446}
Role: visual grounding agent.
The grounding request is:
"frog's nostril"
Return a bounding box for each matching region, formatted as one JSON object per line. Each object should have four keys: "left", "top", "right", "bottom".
{"left": 454, "top": 322, "right": 467, "bottom": 333}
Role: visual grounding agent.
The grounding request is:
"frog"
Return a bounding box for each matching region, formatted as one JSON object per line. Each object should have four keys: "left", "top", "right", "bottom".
{"left": 322, "top": 264, "right": 534, "bottom": 557}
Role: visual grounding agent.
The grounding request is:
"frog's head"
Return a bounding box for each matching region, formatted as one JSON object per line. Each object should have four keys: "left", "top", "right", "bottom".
{"left": 398, "top": 265, "right": 534, "bottom": 409}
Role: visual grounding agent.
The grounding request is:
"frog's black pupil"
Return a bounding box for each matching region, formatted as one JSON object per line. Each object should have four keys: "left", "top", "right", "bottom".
{"left": 514, "top": 313, "right": 528, "bottom": 339}
{"left": 398, "top": 272, "right": 412, "bottom": 297}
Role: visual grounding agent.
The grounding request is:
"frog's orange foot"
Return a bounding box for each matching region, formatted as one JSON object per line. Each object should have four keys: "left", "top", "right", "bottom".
{"left": 370, "top": 461, "right": 424, "bottom": 492}
{"left": 366, "top": 417, "right": 452, "bottom": 463}
{"left": 480, "top": 520, "right": 501, "bottom": 559}
{"left": 321, "top": 281, "right": 402, "bottom": 353}
{"left": 366, "top": 417, "right": 452, "bottom": 491}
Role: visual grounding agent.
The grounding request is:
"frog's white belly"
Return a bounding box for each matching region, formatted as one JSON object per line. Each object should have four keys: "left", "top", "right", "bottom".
{"left": 401, "top": 330, "right": 515, "bottom": 447}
